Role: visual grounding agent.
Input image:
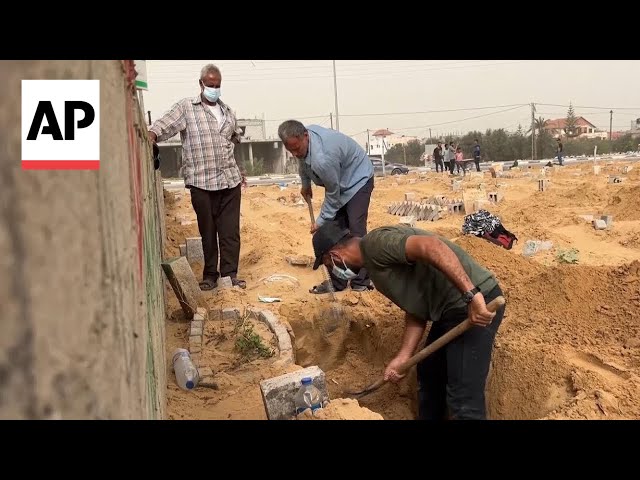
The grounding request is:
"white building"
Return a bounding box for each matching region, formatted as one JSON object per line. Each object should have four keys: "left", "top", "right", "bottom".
{"left": 367, "top": 129, "right": 419, "bottom": 156}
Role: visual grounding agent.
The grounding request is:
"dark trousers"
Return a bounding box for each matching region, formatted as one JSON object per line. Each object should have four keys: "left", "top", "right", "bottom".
{"left": 417, "top": 285, "right": 505, "bottom": 420}
{"left": 189, "top": 184, "right": 241, "bottom": 281}
{"left": 449, "top": 159, "right": 456, "bottom": 174}
{"left": 474, "top": 158, "right": 481, "bottom": 172}
{"left": 330, "top": 176, "right": 374, "bottom": 291}
{"left": 434, "top": 160, "right": 444, "bottom": 172}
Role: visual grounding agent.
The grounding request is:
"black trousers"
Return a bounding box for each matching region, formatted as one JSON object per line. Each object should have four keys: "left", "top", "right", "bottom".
{"left": 448, "top": 159, "right": 456, "bottom": 174}
{"left": 189, "top": 184, "right": 241, "bottom": 281}
{"left": 434, "top": 160, "right": 444, "bottom": 172}
{"left": 474, "top": 157, "right": 481, "bottom": 172}
{"left": 417, "top": 285, "right": 505, "bottom": 420}
{"left": 329, "top": 176, "right": 374, "bottom": 291}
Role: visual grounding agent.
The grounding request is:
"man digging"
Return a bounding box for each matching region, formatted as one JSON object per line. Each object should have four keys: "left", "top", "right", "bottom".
{"left": 310, "top": 221, "right": 506, "bottom": 420}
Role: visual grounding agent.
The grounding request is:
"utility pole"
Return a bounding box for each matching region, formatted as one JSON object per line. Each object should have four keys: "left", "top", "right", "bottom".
{"left": 332, "top": 60, "right": 340, "bottom": 132}
{"left": 262, "top": 113, "right": 266, "bottom": 140}
{"left": 429, "top": 128, "right": 432, "bottom": 141}
{"left": 609, "top": 110, "right": 613, "bottom": 153}
{"left": 402, "top": 143, "right": 407, "bottom": 165}
{"left": 531, "top": 102, "right": 536, "bottom": 160}
{"left": 381, "top": 138, "right": 386, "bottom": 177}
{"left": 366, "top": 129, "right": 370, "bottom": 155}
{"left": 330, "top": 113, "right": 333, "bottom": 129}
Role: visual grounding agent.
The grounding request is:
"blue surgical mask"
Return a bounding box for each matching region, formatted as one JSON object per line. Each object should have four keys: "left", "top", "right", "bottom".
{"left": 203, "top": 86, "right": 221, "bottom": 103}
{"left": 331, "top": 255, "right": 357, "bottom": 281}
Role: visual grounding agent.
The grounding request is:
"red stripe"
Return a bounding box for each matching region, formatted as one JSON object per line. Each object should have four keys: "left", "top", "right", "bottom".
{"left": 22, "top": 160, "right": 100, "bottom": 170}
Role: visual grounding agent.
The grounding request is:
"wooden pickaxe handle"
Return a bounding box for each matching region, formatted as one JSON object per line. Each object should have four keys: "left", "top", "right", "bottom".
{"left": 345, "top": 295, "right": 506, "bottom": 398}
{"left": 304, "top": 195, "right": 315, "bottom": 224}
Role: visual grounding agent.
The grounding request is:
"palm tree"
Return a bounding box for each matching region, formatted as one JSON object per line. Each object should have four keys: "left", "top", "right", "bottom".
{"left": 527, "top": 117, "right": 548, "bottom": 159}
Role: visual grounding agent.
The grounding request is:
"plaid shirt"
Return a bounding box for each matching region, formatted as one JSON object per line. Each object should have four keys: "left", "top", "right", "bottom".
{"left": 150, "top": 96, "right": 243, "bottom": 191}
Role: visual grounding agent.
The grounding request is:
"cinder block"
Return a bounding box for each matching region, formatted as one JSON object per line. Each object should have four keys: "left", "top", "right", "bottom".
{"left": 179, "top": 244, "right": 187, "bottom": 257}
{"left": 222, "top": 307, "right": 240, "bottom": 320}
{"left": 190, "top": 326, "right": 202, "bottom": 337}
{"left": 601, "top": 215, "right": 613, "bottom": 228}
{"left": 161, "top": 256, "right": 204, "bottom": 320}
{"left": 593, "top": 219, "right": 607, "bottom": 230}
{"left": 259, "top": 366, "right": 330, "bottom": 420}
{"left": 487, "top": 191, "right": 504, "bottom": 203}
{"left": 189, "top": 345, "right": 201, "bottom": 354}
{"left": 186, "top": 237, "right": 204, "bottom": 263}
{"left": 196, "top": 307, "right": 207, "bottom": 319}
{"left": 399, "top": 216, "right": 416, "bottom": 227}
{"left": 219, "top": 276, "right": 233, "bottom": 289}
{"left": 593, "top": 166, "right": 601, "bottom": 175}
{"left": 404, "top": 192, "right": 416, "bottom": 201}
{"left": 538, "top": 179, "right": 549, "bottom": 192}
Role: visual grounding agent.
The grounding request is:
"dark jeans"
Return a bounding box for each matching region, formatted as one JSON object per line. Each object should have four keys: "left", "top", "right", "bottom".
{"left": 474, "top": 158, "right": 481, "bottom": 172}
{"left": 189, "top": 184, "right": 241, "bottom": 282}
{"left": 449, "top": 159, "right": 456, "bottom": 174}
{"left": 434, "top": 160, "right": 444, "bottom": 172}
{"left": 417, "top": 285, "right": 505, "bottom": 420}
{"left": 330, "top": 176, "right": 374, "bottom": 291}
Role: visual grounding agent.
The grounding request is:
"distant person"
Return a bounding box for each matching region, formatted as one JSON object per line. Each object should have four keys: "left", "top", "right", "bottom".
{"left": 556, "top": 138, "right": 564, "bottom": 166}
{"left": 455, "top": 147, "right": 466, "bottom": 176}
{"left": 433, "top": 142, "right": 444, "bottom": 173}
{"left": 278, "top": 120, "right": 374, "bottom": 294}
{"left": 448, "top": 142, "right": 457, "bottom": 174}
{"left": 473, "top": 139, "right": 481, "bottom": 172}
{"left": 148, "top": 63, "right": 247, "bottom": 291}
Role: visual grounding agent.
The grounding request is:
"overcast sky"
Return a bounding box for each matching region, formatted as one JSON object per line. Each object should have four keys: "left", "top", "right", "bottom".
{"left": 143, "top": 60, "right": 640, "bottom": 145}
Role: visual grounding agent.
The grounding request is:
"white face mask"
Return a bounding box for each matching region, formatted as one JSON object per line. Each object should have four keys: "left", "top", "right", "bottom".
{"left": 331, "top": 255, "right": 357, "bottom": 281}
{"left": 203, "top": 86, "right": 221, "bottom": 102}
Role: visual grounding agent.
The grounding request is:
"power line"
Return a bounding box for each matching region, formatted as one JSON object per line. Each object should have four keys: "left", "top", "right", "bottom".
{"left": 341, "top": 103, "right": 529, "bottom": 117}
{"left": 537, "top": 102, "right": 640, "bottom": 111}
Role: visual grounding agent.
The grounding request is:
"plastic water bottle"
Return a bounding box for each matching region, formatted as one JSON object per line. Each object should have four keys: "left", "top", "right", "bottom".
{"left": 294, "top": 377, "right": 322, "bottom": 416}
{"left": 172, "top": 348, "right": 199, "bottom": 390}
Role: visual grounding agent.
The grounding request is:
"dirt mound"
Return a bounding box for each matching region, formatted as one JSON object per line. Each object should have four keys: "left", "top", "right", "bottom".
{"left": 296, "top": 398, "right": 384, "bottom": 420}
{"left": 605, "top": 185, "right": 640, "bottom": 220}
{"left": 560, "top": 182, "right": 606, "bottom": 205}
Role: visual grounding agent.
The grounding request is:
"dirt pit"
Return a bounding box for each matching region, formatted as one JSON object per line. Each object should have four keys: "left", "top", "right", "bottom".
{"left": 162, "top": 161, "right": 640, "bottom": 420}
{"left": 296, "top": 398, "right": 383, "bottom": 420}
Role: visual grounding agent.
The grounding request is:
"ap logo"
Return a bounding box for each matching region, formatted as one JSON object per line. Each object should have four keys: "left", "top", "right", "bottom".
{"left": 22, "top": 80, "right": 100, "bottom": 170}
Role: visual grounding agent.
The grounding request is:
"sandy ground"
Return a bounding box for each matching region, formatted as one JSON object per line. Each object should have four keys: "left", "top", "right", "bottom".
{"left": 162, "top": 160, "right": 640, "bottom": 420}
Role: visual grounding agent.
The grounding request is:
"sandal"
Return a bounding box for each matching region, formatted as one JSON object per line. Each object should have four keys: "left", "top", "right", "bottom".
{"left": 199, "top": 277, "right": 217, "bottom": 291}
{"left": 231, "top": 278, "right": 247, "bottom": 289}
{"left": 309, "top": 280, "right": 334, "bottom": 294}
{"left": 351, "top": 284, "right": 374, "bottom": 292}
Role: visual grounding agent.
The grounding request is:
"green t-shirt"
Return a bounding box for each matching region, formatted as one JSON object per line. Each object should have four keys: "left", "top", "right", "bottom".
{"left": 360, "top": 226, "right": 498, "bottom": 322}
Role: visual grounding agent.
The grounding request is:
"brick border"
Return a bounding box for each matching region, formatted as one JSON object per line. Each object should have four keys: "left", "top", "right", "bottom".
{"left": 220, "top": 307, "right": 296, "bottom": 368}
{"left": 188, "top": 306, "right": 207, "bottom": 367}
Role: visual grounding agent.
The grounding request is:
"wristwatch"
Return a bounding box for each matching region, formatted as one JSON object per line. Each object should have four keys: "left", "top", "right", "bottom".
{"left": 462, "top": 287, "right": 481, "bottom": 304}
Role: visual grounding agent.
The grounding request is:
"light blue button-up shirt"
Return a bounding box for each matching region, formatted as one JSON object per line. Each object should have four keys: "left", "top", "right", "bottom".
{"left": 298, "top": 125, "right": 374, "bottom": 226}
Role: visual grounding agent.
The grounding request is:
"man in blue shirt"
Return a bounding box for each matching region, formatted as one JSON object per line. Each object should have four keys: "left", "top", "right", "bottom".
{"left": 278, "top": 120, "right": 374, "bottom": 294}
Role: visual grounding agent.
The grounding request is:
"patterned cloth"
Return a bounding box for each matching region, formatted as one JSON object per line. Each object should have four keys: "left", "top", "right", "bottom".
{"left": 462, "top": 209, "right": 502, "bottom": 236}
{"left": 149, "top": 96, "right": 243, "bottom": 191}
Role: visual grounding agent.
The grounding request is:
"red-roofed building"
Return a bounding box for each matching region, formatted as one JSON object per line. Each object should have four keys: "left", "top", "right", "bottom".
{"left": 543, "top": 116, "right": 598, "bottom": 137}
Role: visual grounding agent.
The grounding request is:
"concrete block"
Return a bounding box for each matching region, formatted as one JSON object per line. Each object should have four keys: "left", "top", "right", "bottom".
{"left": 593, "top": 219, "right": 607, "bottom": 230}
{"left": 608, "top": 176, "right": 624, "bottom": 184}
{"left": 190, "top": 326, "right": 202, "bottom": 337}
{"left": 161, "top": 256, "right": 204, "bottom": 320}
{"left": 191, "top": 353, "right": 201, "bottom": 366}
{"left": 404, "top": 192, "right": 416, "bottom": 201}
{"left": 601, "top": 215, "right": 613, "bottom": 228}
{"left": 259, "top": 366, "right": 330, "bottom": 420}
{"left": 538, "top": 179, "right": 549, "bottom": 192}
{"left": 196, "top": 307, "right": 207, "bottom": 319}
{"left": 191, "top": 320, "right": 203, "bottom": 330}
{"left": 219, "top": 276, "right": 233, "bottom": 289}
{"left": 189, "top": 345, "right": 201, "bottom": 354}
{"left": 487, "top": 192, "right": 504, "bottom": 203}
{"left": 186, "top": 237, "right": 204, "bottom": 263}
{"left": 198, "top": 367, "right": 214, "bottom": 378}
{"left": 222, "top": 307, "right": 240, "bottom": 320}
{"left": 179, "top": 244, "right": 187, "bottom": 257}
{"left": 189, "top": 335, "right": 201, "bottom": 345}
{"left": 473, "top": 199, "right": 490, "bottom": 212}
{"left": 285, "top": 255, "right": 313, "bottom": 266}
{"left": 593, "top": 165, "right": 601, "bottom": 175}
{"left": 399, "top": 216, "right": 416, "bottom": 227}
{"left": 622, "top": 166, "right": 633, "bottom": 173}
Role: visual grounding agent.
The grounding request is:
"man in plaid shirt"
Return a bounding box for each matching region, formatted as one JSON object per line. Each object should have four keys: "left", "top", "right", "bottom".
{"left": 148, "top": 64, "right": 247, "bottom": 290}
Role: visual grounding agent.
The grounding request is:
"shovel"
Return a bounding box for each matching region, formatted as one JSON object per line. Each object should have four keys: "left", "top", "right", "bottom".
{"left": 344, "top": 295, "right": 506, "bottom": 399}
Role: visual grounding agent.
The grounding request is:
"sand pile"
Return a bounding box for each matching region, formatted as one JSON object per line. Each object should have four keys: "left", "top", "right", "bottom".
{"left": 605, "top": 185, "right": 640, "bottom": 220}
{"left": 296, "top": 398, "right": 383, "bottom": 420}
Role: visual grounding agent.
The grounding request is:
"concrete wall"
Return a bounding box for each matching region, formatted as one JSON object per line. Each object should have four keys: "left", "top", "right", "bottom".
{"left": 0, "top": 60, "right": 166, "bottom": 419}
